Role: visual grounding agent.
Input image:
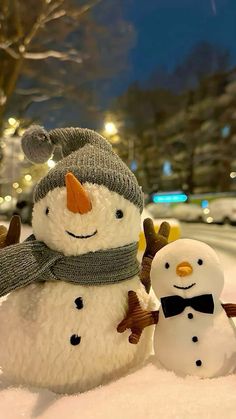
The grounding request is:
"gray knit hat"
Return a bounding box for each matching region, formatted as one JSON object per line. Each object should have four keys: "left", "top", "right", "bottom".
{"left": 21, "top": 126, "right": 143, "bottom": 212}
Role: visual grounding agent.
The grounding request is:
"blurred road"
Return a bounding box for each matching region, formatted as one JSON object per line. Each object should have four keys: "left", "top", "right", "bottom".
{"left": 181, "top": 222, "right": 236, "bottom": 257}
{"left": 181, "top": 222, "right": 236, "bottom": 302}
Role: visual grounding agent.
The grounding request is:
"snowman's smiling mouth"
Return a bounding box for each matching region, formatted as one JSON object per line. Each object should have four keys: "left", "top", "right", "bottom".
{"left": 173, "top": 283, "right": 196, "bottom": 290}
{"left": 66, "top": 230, "right": 97, "bottom": 239}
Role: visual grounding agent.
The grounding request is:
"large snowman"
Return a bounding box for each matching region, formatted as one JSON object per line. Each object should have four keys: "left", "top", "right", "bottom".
{"left": 0, "top": 126, "right": 155, "bottom": 394}
{"left": 120, "top": 224, "right": 236, "bottom": 378}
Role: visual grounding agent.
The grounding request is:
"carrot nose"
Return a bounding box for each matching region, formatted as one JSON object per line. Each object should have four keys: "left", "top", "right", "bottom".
{"left": 65, "top": 172, "right": 92, "bottom": 214}
{"left": 176, "top": 261, "right": 193, "bottom": 277}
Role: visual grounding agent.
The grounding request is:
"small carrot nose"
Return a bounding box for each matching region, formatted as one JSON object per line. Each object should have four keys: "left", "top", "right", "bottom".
{"left": 65, "top": 172, "right": 92, "bottom": 214}
{"left": 176, "top": 261, "right": 193, "bottom": 277}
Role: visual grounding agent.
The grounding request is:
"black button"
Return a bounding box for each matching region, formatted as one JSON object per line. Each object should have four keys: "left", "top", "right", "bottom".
{"left": 188, "top": 313, "right": 193, "bottom": 319}
{"left": 74, "top": 297, "right": 83, "bottom": 310}
{"left": 192, "top": 336, "right": 198, "bottom": 343}
{"left": 116, "top": 209, "right": 124, "bottom": 219}
{"left": 196, "top": 360, "right": 202, "bottom": 367}
{"left": 70, "top": 334, "right": 81, "bottom": 346}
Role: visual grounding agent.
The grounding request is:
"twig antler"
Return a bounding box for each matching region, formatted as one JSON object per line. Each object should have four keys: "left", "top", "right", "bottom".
{"left": 0, "top": 215, "right": 21, "bottom": 248}
{"left": 140, "top": 218, "right": 170, "bottom": 293}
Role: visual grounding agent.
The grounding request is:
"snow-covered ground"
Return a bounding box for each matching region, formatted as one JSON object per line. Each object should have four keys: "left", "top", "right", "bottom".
{"left": 1, "top": 222, "right": 236, "bottom": 419}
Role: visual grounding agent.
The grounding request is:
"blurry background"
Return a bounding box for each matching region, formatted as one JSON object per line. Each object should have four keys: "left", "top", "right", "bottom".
{"left": 1, "top": 0, "right": 236, "bottom": 230}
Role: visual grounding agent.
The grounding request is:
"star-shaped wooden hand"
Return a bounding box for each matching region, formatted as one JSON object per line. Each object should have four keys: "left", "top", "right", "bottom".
{"left": 117, "top": 219, "right": 169, "bottom": 344}
{"left": 117, "top": 290, "right": 158, "bottom": 344}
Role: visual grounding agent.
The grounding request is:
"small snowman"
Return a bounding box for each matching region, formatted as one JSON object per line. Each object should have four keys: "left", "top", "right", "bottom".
{"left": 119, "top": 219, "right": 236, "bottom": 378}
{"left": 0, "top": 126, "right": 158, "bottom": 394}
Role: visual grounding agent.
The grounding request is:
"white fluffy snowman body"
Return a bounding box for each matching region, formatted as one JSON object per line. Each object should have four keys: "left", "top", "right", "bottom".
{"left": 0, "top": 182, "right": 154, "bottom": 393}
{"left": 151, "top": 239, "right": 236, "bottom": 378}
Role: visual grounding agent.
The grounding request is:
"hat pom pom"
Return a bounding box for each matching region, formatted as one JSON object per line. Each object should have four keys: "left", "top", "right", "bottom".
{"left": 21, "top": 125, "right": 54, "bottom": 164}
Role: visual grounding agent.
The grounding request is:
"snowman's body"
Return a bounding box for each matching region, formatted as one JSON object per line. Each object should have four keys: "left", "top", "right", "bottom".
{"left": 0, "top": 126, "right": 154, "bottom": 393}
{"left": 155, "top": 300, "right": 236, "bottom": 377}
{"left": 151, "top": 238, "right": 236, "bottom": 378}
{"left": 0, "top": 276, "right": 153, "bottom": 393}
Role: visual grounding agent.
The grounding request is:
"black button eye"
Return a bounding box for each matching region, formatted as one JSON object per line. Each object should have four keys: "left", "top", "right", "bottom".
{"left": 45, "top": 207, "right": 49, "bottom": 215}
{"left": 116, "top": 209, "right": 124, "bottom": 219}
{"left": 197, "top": 259, "right": 203, "bottom": 265}
{"left": 165, "top": 262, "right": 170, "bottom": 269}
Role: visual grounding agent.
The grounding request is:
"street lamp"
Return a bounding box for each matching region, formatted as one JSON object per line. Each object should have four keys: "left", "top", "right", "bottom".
{"left": 47, "top": 159, "right": 56, "bottom": 168}
{"left": 8, "top": 117, "right": 17, "bottom": 126}
{"left": 104, "top": 122, "right": 118, "bottom": 136}
{"left": 4, "top": 116, "right": 20, "bottom": 137}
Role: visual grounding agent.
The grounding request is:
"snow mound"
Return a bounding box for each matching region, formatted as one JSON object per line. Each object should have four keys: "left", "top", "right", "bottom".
{"left": 1, "top": 362, "right": 236, "bottom": 419}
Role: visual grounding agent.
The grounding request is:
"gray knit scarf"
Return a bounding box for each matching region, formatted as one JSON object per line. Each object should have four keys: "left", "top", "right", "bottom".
{"left": 0, "top": 235, "right": 140, "bottom": 297}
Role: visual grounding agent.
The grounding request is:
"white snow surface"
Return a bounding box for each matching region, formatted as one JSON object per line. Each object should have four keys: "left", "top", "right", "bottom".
{"left": 1, "top": 222, "right": 236, "bottom": 417}
{"left": 1, "top": 362, "right": 236, "bottom": 419}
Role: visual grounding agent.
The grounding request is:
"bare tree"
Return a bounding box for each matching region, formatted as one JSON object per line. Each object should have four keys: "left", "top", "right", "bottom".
{"left": 0, "top": 0, "right": 135, "bottom": 131}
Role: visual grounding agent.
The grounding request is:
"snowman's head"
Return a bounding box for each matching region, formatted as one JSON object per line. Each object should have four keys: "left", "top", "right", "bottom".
{"left": 151, "top": 239, "right": 224, "bottom": 300}
{"left": 32, "top": 173, "right": 141, "bottom": 255}
{"left": 21, "top": 126, "right": 143, "bottom": 256}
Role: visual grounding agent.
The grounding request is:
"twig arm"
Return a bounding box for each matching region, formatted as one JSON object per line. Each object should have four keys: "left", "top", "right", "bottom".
{"left": 117, "top": 290, "right": 159, "bottom": 344}
{"left": 222, "top": 303, "right": 236, "bottom": 318}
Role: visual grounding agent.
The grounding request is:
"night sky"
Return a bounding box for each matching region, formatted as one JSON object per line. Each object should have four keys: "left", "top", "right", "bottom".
{"left": 33, "top": 0, "right": 236, "bottom": 128}
{"left": 110, "top": 0, "right": 236, "bottom": 98}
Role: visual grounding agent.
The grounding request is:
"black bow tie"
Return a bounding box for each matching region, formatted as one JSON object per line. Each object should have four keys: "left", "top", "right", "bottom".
{"left": 161, "top": 294, "right": 214, "bottom": 318}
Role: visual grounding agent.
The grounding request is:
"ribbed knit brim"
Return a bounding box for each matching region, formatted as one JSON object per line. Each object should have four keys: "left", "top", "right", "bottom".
{"left": 22, "top": 126, "right": 144, "bottom": 212}
{"left": 34, "top": 144, "right": 144, "bottom": 212}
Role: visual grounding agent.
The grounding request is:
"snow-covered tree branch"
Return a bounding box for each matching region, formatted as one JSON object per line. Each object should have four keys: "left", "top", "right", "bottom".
{"left": 0, "top": 0, "right": 134, "bottom": 134}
